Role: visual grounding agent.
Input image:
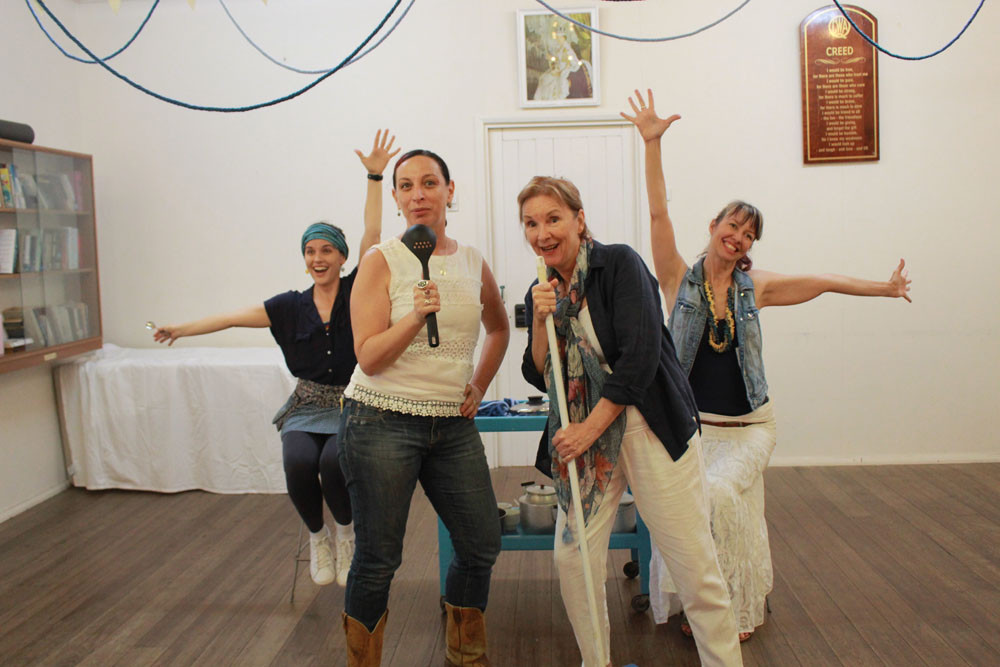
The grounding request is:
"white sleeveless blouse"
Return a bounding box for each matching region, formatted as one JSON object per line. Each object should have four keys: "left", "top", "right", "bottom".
{"left": 344, "top": 237, "right": 483, "bottom": 416}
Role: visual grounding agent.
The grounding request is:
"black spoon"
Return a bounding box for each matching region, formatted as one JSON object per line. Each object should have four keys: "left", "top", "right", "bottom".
{"left": 400, "top": 224, "right": 440, "bottom": 347}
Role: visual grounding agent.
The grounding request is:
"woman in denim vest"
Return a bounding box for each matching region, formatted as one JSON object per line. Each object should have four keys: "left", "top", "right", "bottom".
{"left": 622, "top": 89, "right": 911, "bottom": 642}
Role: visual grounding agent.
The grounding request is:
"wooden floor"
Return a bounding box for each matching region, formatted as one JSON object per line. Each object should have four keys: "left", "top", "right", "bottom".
{"left": 0, "top": 464, "right": 997, "bottom": 666}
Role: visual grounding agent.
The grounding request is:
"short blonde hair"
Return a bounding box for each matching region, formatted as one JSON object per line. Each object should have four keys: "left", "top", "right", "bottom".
{"left": 516, "top": 176, "right": 592, "bottom": 240}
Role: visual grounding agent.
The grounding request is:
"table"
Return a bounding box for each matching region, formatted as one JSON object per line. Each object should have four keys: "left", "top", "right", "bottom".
{"left": 437, "top": 414, "right": 653, "bottom": 612}
{"left": 54, "top": 344, "right": 295, "bottom": 493}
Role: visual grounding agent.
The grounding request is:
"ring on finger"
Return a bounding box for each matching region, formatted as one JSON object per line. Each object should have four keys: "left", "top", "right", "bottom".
{"left": 424, "top": 298, "right": 431, "bottom": 305}
{"left": 416, "top": 279, "right": 428, "bottom": 289}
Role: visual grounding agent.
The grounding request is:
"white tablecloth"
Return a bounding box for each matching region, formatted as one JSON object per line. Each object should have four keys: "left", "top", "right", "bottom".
{"left": 56, "top": 344, "right": 297, "bottom": 493}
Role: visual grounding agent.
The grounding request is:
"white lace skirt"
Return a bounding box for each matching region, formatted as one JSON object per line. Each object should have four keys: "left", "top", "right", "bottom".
{"left": 649, "top": 400, "right": 777, "bottom": 633}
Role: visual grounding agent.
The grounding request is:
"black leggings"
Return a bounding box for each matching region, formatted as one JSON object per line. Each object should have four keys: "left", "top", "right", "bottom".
{"left": 281, "top": 430, "right": 352, "bottom": 532}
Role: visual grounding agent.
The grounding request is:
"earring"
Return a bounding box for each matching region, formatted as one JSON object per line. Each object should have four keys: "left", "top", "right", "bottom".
{"left": 397, "top": 209, "right": 401, "bottom": 217}
{"left": 305, "top": 268, "right": 309, "bottom": 274}
{"left": 447, "top": 201, "right": 453, "bottom": 209}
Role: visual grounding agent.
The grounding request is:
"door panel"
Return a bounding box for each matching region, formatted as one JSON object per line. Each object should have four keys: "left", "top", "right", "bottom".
{"left": 483, "top": 121, "right": 641, "bottom": 467}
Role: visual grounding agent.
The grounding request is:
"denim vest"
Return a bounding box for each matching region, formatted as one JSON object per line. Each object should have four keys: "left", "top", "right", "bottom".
{"left": 668, "top": 257, "right": 768, "bottom": 410}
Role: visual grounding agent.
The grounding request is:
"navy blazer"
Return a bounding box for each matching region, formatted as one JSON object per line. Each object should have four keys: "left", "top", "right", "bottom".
{"left": 521, "top": 241, "right": 699, "bottom": 477}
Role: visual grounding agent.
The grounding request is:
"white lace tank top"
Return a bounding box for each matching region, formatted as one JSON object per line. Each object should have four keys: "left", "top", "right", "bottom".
{"left": 344, "top": 237, "right": 483, "bottom": 416}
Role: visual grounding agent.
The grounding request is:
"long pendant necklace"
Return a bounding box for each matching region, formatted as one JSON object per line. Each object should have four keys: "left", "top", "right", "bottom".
{"left": 703, "top": 278, "right": 735, "bottom": 353}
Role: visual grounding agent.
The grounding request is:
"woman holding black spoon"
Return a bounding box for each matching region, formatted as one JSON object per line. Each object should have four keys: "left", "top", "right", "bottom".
{"left": 338, "top": 149, "right": 509, "bottom": 666}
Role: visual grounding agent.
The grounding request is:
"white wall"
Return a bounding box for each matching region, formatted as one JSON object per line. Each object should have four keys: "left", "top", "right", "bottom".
{"left": 1, "top": 0, "right": 997, "bottom": 517}
{"left": 0, "top": 0, "right": 85, "bottom": 520}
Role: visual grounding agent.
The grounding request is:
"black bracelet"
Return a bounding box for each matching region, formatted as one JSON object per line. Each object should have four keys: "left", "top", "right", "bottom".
{"left": 367, "top": 173, "right": 383, "bottom": 181}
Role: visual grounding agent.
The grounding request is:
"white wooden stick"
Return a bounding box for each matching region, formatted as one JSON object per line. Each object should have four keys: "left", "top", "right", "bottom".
{"left": 535, "top": 256, "right": 606, "bottom": 663}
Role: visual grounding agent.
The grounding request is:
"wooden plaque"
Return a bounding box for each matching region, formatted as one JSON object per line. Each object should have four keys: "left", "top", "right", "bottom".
{"left": 800, "top": 5, "right": 879, "bottom": 163}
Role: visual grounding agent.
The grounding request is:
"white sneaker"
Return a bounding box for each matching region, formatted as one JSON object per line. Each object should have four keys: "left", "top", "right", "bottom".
{"left": 335, "top": 534, "right": 354, "bottom": 587}
{"left": 309, "top": 530, "right": 335, "bottom": 586}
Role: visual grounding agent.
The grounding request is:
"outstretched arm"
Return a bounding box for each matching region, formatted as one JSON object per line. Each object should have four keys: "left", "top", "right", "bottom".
{"left": 354, "top": 129, "right": 400, "bottom": 259}
{"left": 751, "top": 259, "right": 912, "bottom": 308}
{"left": 152, "top": 305, "right": 270, "bottom": 346}
{"left": 621, "top": 88, "right": 687, "bottom": 309}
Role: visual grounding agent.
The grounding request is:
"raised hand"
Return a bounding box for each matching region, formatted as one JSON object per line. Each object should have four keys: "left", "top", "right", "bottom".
{"left": 888, "top": 258, "right": 912, "bottom": 302}
{"left": 620, "top": 88, "right": 681, "bottom": 142}
{"left": 355, "top": 128, "right": 400, "bottom": 176}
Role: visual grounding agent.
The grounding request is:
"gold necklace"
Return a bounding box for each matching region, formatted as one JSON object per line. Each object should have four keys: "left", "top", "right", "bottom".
{"left": 703, "top": 278, "right": 735, "bottom": 353}
{"left": 438, "top": 239, "right": 456, "bottom": 276}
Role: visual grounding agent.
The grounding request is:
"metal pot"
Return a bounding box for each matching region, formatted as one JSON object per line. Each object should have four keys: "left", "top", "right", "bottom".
{"left": 518, "top": 482, "right": 558, "bottom": 534}
{"left": 509, "top": 395, "right": 549, "bottom": 415}
{"left": 612, "top": 492, "right": 636, "bottom": 533}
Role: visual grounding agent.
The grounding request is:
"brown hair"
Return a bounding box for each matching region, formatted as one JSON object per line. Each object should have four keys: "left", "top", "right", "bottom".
{"left": 516, "top": 176, "right": 591, "bottom": 240}
{"left": 710, "top": 200, "right": 764, "bottom": 271}
{"left": 392, "top": 149, "right": 450, "bottom": 188}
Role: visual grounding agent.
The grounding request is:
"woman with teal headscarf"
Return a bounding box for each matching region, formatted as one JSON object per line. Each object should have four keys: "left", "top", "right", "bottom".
{"left": 153, "top": 130, "right": 398, "bottom": 589}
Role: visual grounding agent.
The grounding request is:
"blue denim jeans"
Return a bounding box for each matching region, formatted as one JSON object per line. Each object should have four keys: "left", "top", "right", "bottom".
{"left": 338, "top": 399, "right": 501, "bottom": 630}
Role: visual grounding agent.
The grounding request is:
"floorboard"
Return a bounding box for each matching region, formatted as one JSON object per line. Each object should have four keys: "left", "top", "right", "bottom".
{"left": 0, "top": 464, "right": 997, "bottom": 666}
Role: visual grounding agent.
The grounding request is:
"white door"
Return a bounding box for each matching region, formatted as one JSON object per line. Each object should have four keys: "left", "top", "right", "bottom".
{"left": 479, "top": 119, "right": 644, "bottom": 468}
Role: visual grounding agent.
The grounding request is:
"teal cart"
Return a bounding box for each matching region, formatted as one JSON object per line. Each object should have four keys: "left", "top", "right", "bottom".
{"left": 437, "top": 414, "right": 652, "bottom": 613}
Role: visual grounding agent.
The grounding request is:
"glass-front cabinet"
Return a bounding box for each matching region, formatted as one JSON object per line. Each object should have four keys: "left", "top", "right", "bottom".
{"left": 0, "top": 139, "right": 102, "bottom": 374}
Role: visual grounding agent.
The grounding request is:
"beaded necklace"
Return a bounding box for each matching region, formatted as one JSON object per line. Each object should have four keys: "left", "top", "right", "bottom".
{"left": 703, "top": 278, "right": 736, "bottom": 353}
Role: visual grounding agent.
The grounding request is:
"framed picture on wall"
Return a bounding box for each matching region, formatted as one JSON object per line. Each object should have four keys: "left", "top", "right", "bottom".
{"left": 517, "top": 7, "right": 600, "bottom": 108}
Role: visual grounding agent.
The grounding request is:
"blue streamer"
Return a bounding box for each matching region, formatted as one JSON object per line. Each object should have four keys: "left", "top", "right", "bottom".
{"left": 27, "top": 0, "right": 160, "bottom": 64}
{"left": 832, "top": 0, "right": 985, "bottom": 61}
{"left": 219, "top": 0, "right": 416, "bottom": 75}
{"left": 29, "top": 0, "right": 404, "bottom": 113}
{"left": 532, "top": 0, "right": 752, "bottom": 42}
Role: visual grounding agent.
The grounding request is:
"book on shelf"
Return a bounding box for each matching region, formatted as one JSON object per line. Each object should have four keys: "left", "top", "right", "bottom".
{"left": 15, "top": 172, "right": 38, "bottom": 209}
{"left": 19, "top": 229, "right": 39, "bottom": 272}
{"left": 13, "top": 227, "right": 81, "bottom": 272}
{"left": 23, "top": 307, "right": 45, "bottom": 347}
{"left": 72, "top": 172, "right": 85, "bottom": 210}
{"left": 35, "top": 174, "right": 67, "bottom": 210}
{"left": 57, "top": 173, "right": 78, "bottom": 211}
{"left": 0, "top": 228, "right": 16, "bottom": 273}
{"left": 22, "top": 303, "right": 91, "bottom": 346}
{"left": 0, "top": 164, "right": 14, "bottom": 208}
{"left": 8, "top": 165, "right": 26, "bottom": 209}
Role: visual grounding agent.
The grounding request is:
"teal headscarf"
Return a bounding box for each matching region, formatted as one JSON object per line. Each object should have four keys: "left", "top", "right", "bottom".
{"left": 301, "top": 222, "right": 348, "bottom": 259}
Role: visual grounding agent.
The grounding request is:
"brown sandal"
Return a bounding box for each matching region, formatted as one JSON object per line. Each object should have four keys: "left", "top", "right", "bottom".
{"left": 679, "top": 612, "right": 693, "bottom": 638}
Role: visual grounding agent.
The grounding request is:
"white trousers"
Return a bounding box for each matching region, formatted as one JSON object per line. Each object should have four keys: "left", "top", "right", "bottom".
{"left": 554, "top": 407, "right": 743, "bottom": 667}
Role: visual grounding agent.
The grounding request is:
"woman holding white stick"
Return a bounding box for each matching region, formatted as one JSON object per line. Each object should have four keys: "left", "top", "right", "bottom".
{"left": 519, "top": 176, "right": 743, "bottom": 667}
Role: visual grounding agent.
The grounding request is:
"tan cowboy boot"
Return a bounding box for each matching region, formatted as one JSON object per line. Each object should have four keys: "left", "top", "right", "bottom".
{"left": 343, "top": 610, "right": 387, "bottom": 667}
{"left": 444, "top": 602, "right": 491, "bottom": 666}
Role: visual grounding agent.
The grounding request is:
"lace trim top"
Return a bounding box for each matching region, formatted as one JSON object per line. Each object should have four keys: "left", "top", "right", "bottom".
{"left": 345, "top": 237, "right": 483, "bottom": 416}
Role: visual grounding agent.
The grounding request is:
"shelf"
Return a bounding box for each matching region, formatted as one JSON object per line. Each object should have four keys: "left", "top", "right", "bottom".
{"left": 0, "top": 269, "right": 96, "bottom": 280}
{"left": 0, "top": 138, "right": 102, "bottom": 375}
{"left": 0, "top": 337, "right": 102, "bottom": 373}
{"left": 0, "top": 208, "right": 89, "bottom": 216}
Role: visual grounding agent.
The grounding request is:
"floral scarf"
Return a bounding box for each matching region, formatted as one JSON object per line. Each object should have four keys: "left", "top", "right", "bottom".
{"left": 543, "top": 239, "right": 626, "bottom": 543}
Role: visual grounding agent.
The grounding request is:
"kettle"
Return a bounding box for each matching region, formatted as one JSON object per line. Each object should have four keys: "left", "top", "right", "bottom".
{"left": 518, "top": 481, "right": 558, "bottom": 534}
